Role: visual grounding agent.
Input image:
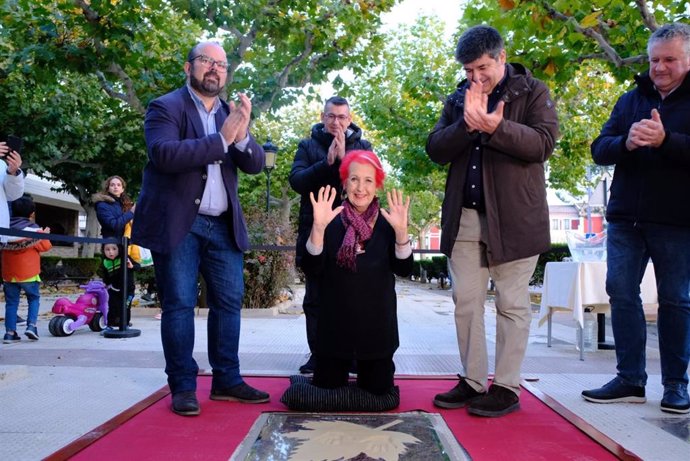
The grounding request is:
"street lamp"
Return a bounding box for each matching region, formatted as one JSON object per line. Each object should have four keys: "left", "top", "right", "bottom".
{"left": 263, "top": 138, "right": 279, "bottom": 212}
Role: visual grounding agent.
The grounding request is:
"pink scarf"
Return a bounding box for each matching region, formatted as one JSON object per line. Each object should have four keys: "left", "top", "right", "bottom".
{"left": 336, "top": 197, "right": 379, "bottom": 272}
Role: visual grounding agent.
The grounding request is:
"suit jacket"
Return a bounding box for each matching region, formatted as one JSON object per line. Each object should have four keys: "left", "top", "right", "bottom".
{"left": 132, "top": 86, "right": 265, "bottom": 253}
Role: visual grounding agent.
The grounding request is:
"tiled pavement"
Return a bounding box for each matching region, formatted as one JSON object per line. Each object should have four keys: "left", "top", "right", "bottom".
{"left": 0, "top": 279, "right": 686, "bottom": 460}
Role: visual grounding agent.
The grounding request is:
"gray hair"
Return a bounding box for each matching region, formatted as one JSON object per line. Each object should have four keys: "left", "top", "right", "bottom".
{"left": 324, "top": 96, "right": 350, "bottom": 111}
{"left": 455, "top": 25, "right": 504, "bottom": 64}
{"left": 648, "top": 23, "right": 690, "bottom": 56}
{"left": 187, "top": 41, "right": 225, "bottom": 63}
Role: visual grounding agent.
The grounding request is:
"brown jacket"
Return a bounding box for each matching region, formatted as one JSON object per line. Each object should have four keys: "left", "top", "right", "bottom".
{"left": 426, "top": 63, "right": 559, "bottom": 264}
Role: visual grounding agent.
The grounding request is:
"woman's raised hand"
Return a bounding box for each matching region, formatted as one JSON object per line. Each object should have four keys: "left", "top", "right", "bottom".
{"left": 309, "top": 185, "right": 343, "bottom": 231}
{"left": 380, "top": 189, "right": 410, "bottom": 236}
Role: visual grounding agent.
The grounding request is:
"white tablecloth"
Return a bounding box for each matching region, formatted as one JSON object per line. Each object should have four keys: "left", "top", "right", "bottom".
{"left": 538, "top": 261, "right": 658, "bottom": 328}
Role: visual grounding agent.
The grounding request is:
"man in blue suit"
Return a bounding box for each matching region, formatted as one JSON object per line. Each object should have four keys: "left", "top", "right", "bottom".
{"left": 133, "top": 41, "right": 268, "bottom": 416}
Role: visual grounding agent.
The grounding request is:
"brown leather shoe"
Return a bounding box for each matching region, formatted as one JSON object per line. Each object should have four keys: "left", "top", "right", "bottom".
{"left": 467, "top": 384, "right": 520, "bottom": 417}
{"left": 433, "top": 375, "right": 485, "bottom": 409}
{"left": 210, "top": 382, "right": 270, "bottom": 403}
{"left": 171, "top": 391, "right": 200, "bottom": 416}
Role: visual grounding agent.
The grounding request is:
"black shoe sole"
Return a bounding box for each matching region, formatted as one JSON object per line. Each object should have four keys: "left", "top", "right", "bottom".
{"left": 467, "top": 402, "right": 520, "bottom": 417}
{"left": 171, "top": 406, "right": 200, "bottom": 416}
{"left": 433, "top": 399, "right": 469, "bottom": 409}
{"left": 209, "top": 394, "right": 270, "bottom": 404}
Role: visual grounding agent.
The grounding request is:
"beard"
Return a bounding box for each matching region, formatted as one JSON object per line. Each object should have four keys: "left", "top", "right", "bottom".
{"left": 189, "top": 70, "right": 224, "bottom": 97}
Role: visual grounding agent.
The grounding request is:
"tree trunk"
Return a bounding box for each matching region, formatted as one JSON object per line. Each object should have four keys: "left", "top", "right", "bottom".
{"left": 80, "top": 205, "right": 99, "bottom": 258}
{"left": 417, "top": 229, "right": 426, "bottom": 249}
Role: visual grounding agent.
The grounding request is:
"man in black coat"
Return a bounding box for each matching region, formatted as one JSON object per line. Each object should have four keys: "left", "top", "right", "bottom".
{"left": 582, "top": 23, "right": 690, "bottom": 414}
{"left": 289, "top": 96, "right": 372, "bottom": 373}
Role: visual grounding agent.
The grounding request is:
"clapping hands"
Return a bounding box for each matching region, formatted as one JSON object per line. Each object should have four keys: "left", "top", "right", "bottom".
{"left": 220, "top": 93, "right": 252, "bottom": 144}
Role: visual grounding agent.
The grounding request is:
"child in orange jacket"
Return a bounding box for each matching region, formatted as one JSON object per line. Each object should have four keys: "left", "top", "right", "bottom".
{"left": 2, "top": 196, "right": 52, "bottom": 343}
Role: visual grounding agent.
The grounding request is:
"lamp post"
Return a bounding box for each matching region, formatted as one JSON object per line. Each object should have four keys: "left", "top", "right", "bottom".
{"left": 263, "top": 138, "right": 278, "bottom": 212}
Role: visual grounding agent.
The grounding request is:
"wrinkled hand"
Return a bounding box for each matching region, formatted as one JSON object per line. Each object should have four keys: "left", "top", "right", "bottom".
{"left": 463, "top": 80, "right": 504, "bottom": 134}
{"left": 327, "top": 129, "right": 346, "bottom": 165}
{"left": 220, "top": 93, "right": 252, "bottom": 144}
{"left": 309, "top": 185, "right": 343, "bottom": 231}
{"left": 380, "top": 189, "right": 410, "bottom": 237}
{"left": 626, "top": 109, "right": 665, "bottom": 150}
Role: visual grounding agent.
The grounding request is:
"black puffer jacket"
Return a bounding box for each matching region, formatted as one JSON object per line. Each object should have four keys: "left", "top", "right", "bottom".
{"left": 289, "top": 123, "right": 371, "bottom": 266}
{"left": 592, "top": 71, "right": 690, "bottom": 227}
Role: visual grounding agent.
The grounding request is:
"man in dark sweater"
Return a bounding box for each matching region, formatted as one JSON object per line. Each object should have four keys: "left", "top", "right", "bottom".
{"left": 289, "top": 96, "right": 371, "bottom": 374}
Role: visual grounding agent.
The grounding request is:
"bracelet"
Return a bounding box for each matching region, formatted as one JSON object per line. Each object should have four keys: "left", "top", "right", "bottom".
{"left": 395, "top": 239, "right": 410, "bottom": 246}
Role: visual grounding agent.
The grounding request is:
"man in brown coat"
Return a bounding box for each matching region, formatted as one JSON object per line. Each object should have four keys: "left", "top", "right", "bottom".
{"left": 426, "top": 25, "right": 559, "bottom": 417}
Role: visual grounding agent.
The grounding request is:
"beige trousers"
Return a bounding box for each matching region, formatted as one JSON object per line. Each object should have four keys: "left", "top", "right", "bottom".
{"left": 448, "top": 208, "right": 538, "bottom": 395}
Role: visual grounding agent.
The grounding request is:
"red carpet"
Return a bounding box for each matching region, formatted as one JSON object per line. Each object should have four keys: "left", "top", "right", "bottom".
{"left": 49, "top": 376, "right": 622, "bottom": 460}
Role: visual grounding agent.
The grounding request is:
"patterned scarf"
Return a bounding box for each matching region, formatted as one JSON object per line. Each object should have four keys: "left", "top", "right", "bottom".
{"left": 336, "top": 197, "right": 379, "bottom": 272}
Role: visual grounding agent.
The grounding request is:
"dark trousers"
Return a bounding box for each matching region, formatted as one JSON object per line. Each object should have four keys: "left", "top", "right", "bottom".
{"left": 107, "top": 289, "right": 131, "bottom": 327}
{"left": 313, "top": 354, "right": 395, "bottom": 395}
{"left": 302, "top": 273, "right": 320, "bottom": 353}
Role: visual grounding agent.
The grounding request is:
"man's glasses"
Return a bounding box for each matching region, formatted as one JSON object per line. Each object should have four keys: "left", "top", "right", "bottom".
{"left": 324, "top": 113, "right": 349, "bottom": 122}
{"left": 190, "top": 54, "right": 228, "bottom": 72}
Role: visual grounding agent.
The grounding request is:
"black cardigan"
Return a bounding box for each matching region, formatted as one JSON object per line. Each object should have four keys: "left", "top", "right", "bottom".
{"left": 301, "top": 214, "right": 413, "bottom": 360}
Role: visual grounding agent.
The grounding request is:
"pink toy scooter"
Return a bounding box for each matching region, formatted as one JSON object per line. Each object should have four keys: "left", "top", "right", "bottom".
{"left": 48, "top": 280, "right": 109, "bottom": 336}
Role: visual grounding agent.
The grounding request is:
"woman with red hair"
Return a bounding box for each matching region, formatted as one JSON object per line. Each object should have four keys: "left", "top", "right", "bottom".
{"left": 285, "top": 150, "right": 413, "bottom": 407}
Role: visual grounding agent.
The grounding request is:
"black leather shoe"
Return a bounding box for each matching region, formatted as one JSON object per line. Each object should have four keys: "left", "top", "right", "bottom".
{"left": 467, "top": 384, "right": 520, "bottom": 417}
{"left": 582, "top": 377, "right": 646, "bottom": 404}
{"left": 210, "top": 382, "right": 270, "bottom": 403}
{"left": 171, "top": 391, "right": 200, "bottom": 416}
{"left": 433, "top": 375, "right": 485, "bottom": 409}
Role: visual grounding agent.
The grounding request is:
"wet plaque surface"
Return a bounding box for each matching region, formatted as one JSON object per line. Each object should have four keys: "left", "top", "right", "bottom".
{"left": 231, "top": 412, "right": 471, "bottom": 461}
{"left": 642, "top": 417, "right": 690, "bottom": 443}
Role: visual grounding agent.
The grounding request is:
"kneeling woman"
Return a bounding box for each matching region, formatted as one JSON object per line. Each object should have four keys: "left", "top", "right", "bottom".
{"left": 304, "top": 150, "right": 413, "bottom": 397}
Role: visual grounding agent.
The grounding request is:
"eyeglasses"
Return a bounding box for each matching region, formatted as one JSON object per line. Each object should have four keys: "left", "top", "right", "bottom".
{"left": 190, "top": 54, "right": 228, "bottom": 72}
{"left": 324, "top": 113, "right": 349, "bottom": 122}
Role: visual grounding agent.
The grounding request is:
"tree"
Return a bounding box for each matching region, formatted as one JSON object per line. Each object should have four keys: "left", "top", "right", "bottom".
{"left": 0, "top": 0, "right": 400, "bottom": 252}
{"left": 348, "top": 15, "right": 457, "bottom": 240}
{"left": 461, "top": 0, "right": 688, "bottom": 85}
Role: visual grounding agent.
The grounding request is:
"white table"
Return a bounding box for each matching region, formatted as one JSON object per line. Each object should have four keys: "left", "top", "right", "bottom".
{"left": 538, "top": 261, "right": 658, "bottom": 360}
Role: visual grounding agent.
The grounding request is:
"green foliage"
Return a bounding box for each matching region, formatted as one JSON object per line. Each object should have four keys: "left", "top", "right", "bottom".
{"left": 40, "top": 256, "right": 100, "bottom": 279}
{"left": 136, "top": 266, "right": 156, "bottom": 291}
{"left": 1, "top": 0, "right": 398, "bottom": 213}
{"left": 414, "top": 255, "right": 448, "bottom": 282}
{"left": 350, "top": 15, "right": 455, "bottom": 237}
{"left": 531, "top": 243, "right": 570, "bottom": 285}
{"left": 40, "top": 256, "right": 62, "bottom": 274}
{"left": 242, "top": 208, "right": 296, "bottom": 309}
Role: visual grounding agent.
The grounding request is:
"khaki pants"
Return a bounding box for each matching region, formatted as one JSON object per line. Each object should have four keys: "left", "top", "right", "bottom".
{"left": 448, "top": 208, "right": 538, "bottom": 395}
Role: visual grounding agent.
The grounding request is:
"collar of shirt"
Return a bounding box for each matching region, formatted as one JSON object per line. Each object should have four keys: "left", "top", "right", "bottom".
{"left": 186, "top": 84, "right": 221, "bottom": 116}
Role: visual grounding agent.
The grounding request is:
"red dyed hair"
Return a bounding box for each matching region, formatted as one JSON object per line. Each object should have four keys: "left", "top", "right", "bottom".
{"left": 339, "top": 150, "right": 386, "bottom": 189}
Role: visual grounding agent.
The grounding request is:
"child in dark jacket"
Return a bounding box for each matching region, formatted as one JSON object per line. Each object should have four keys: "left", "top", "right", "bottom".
{"left": 99, "top": 243, "right": 138, "bottom": 329}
